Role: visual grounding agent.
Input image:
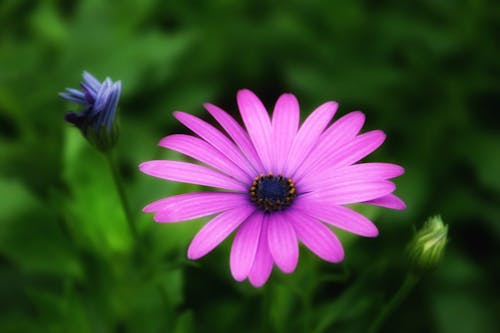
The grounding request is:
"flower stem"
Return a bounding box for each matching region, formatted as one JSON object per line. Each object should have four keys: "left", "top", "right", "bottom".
{"left": 105, "top": 151, "right": 138, "bottom": 242}
{"left": 368, "top": 273, "right": 420, "bottom": 333}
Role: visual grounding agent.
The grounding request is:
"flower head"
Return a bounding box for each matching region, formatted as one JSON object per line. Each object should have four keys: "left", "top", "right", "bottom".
{"left": 60, "top": 71, "right": 121, "bottom": 151}
{"left": 140, "top": 89, "right": 406, "bottom": 287}
{"left": 408, "top": 215, "right": 448, "bottom": 272}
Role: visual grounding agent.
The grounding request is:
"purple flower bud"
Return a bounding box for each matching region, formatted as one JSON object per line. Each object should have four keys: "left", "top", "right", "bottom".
{"left": 59, "top": 71, "right": 121, "bottom": 151}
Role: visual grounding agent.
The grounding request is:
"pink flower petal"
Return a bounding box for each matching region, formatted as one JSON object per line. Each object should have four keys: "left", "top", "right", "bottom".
{"left": 293, "top": 111, "right": 365, "bottom": 181}
{"left": 139, "top": 160, "right": 247, "bottom": 191}
{"left": 248, "top": 216, "right": 274, "bottom": 287}
{"left": 294, "top": 197, "right": 378, "bottom": 237}
{"left": 283, "top": 101, "right": 338, "bottom": 176}
{"left": 204, "top": 103, "right": 265, "bottom": 172}
{"left": 364, "top": 193, "right": 407, "bottom": 210}
{"left": 159, "top": 134, "right": 251, "bottom": 182}
{"left": 298, "top": 163, "right": 404, "bottom": 192}
{"left": 174, "top": 111, "right": 257, "bottom": 177}
{"left": 230, "top": 211, "right": 264, "bottom": 281}
{"left": 267, "top": 213, "right": 299, "bottom": 273}
{"left": 272, "top": 93, "right": 299, "bottom": 174}
{"left": 187, "top": 205, "right": 255, "bottom": 259}
{"left": 286, "top": 209, "right": 344, "bottom": 263}
{"left": 144, "top": 192, "right": 249, "bottom": 222}
{"left": 237, "top": 89, "right": 274, "bottom": 173}
{"left": 304, "top": 180, "right": 396, "bottom": 205}
{"left": 325, "top": 130, "right": 386, "bottom": 168}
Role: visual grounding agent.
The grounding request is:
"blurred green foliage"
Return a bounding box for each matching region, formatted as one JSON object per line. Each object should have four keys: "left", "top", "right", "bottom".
{"left": 1, "top": 0, "right": 499, "bottom": 332}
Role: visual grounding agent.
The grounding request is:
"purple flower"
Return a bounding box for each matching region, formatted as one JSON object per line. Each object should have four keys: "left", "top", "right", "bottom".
{"left": 140, "top": 89, "right": 406, "bottom": 287}
{"left": 59, "top": 71, "right": 121, "bottom": 151}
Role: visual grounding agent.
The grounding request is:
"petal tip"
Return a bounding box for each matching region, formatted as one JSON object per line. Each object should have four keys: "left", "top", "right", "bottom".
{"left": 237, "top": 89, "right": 261, "bottom": 105}
{"left": 327, "top": 100, "right": 339, "bottom": 110}
{"left": 279, "top": 92, "right": 298, "bottom": 101}
{"left": 316, "top": 101, "right": 338, "bottom": 117}
{"left": 187, "top": 248, "right": 202, "bottom": 260}
{"left": 231, "top": 272, "right": 247, "bottom": 282}
{"left": 203, "top": 102, "right": 219, "bottom": 111}
{"left": 138, "top": 161, "right": 150, "bottom": 172}
{"left": 330, "top": 245, "right": 345, "bottom": 263}
{"left": 365, "top": 227, "right": 380, "bottom": 238}
{"left": 203, "top": 102, "right": 228, "bottom": 118}
{"left": 138, "top": 161, "right": 160, "bottom": 175}
{"left": 248, "top": 277, "right": 268, "bottom": 288}
{"left": 349, "top": 110, "right": 366, "bottom": 121}
{"left": 332, "top": 251, "right": 345, "bottom": 263}
{"left": 172, "top": 111, "right": 186, "bottom": 120}
{"left": 152, "top": 214, "right": 162, "bottom": 222}
{"left": 142, "top": 204, "right": 154, "bottom": 213}
{"left": 333, "top": 257, "right": 344, "bottom": 263}
{"left": 375, "top": 129, "right": 387, "bottom": 141}
{"left": 397, "top": 166, "right": 406, "bottom": 177}
{"left": 157, "top": 135, "right": 172, "bottom": 147}
{"left": 237, "top": 88, "right": 253, "bottom": 95}
{"left": 395, "top": 200, "right": 407, "bottom": 210}
{"left": 279, "top": 265, "right": 297, "bottom": 274}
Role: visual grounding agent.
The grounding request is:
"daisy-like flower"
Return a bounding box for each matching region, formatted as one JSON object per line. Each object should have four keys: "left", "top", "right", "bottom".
{"left": 140, "top": 89, "right": 405, "bottom": 287}
{"left": 60, "top": 71, "right": 121, "bottom": 151}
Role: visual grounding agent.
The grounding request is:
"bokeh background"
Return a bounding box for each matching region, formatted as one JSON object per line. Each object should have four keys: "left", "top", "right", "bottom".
{"left": 1, "top": 0, "right": 499, "bottom": 332}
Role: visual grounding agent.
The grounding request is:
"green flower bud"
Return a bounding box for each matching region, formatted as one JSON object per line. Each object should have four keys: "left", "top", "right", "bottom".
{"left": 408, "top": 215, "right": 448, "bottom": 272}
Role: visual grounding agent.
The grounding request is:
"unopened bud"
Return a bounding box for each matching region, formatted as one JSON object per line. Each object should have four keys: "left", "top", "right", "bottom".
{"left": 408, "top": 215, "right": 448, "bottom": 272}
{"left": 60, "top": 71, "right": 121, "bottom": 152}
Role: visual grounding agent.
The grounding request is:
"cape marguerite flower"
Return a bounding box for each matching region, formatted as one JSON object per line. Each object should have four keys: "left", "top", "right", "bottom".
{"left": 140, "top": 89, "right": 405, "bottom": 287}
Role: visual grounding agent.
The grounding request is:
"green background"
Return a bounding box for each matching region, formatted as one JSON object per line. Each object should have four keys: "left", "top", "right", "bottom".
{"left": 1, "top": 0, "right": 499, "bottom": 332}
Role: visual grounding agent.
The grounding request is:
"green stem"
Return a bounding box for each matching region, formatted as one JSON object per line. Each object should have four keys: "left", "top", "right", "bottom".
{"left": 105, "top": 151, "right": 138, "bottom": 242}
{"left": 368, "top": 273, "right": 420, "bottom": 333}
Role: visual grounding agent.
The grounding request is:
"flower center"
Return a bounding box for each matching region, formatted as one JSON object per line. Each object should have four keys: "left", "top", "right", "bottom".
{"left": 250, "top": 173, "right": 296, "bottom": 212}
